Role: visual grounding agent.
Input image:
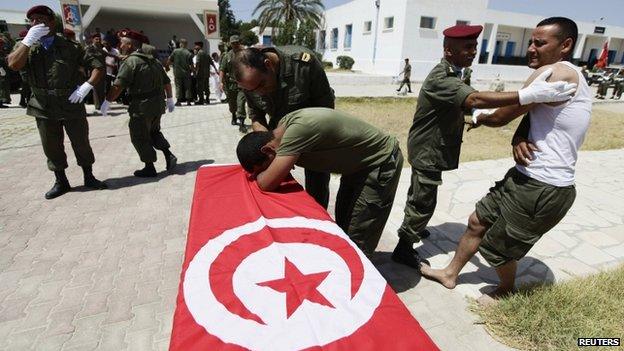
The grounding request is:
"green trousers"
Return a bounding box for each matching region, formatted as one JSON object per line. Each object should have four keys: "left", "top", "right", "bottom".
{"left": 196, "top": 77, "right": 211, "bottom": 101}
{"left": 128, "top": 114, "right": 171, "bottom": 163}
{"left": 174, "top": 75, "right": 193, "bottom": 101}
{"left": 397, "top": 168, "right": 442, "bottom": 243}
{"left": 335, "top": 147, "right": 404, "bottom": 256}
{"left": 36, "top": 117, "right": 95, "bottom": 171}
{"left": 225, "top": 88, "right": 246, "bottom": 120}
{"left": 0, "top": 75, "right": 10, "bottom": 103}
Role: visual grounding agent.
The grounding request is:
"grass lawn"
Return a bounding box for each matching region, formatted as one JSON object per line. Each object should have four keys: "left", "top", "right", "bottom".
{"left": 336, "top": 97, "right": 624, "bottom": 163}
{"left": 472, "top": 265, "right": 624, "bottom": 351}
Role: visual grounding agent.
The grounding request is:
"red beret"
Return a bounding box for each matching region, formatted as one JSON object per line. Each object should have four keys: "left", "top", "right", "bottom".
{"left": 19, "top": 29, "right": 28, "bottom": 38}
{"left": 26, "top": 5, "right": 55, "bottom": 20}
{"left": 119, "top": 29, "right": 147, "bottom": 44}
{"left": 63, "top": 28, "right": 75, "bottom": 36}
{"left": 443, "top": 25, "right": 483, "bottom": 39}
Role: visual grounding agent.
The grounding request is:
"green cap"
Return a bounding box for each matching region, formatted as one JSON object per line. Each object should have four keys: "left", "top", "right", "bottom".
{"left": 229, "top": 35, "right": 240, "bottom": 44}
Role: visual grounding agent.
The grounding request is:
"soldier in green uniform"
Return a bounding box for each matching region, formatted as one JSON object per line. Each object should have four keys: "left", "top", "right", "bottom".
{"left": 193, "top": 41, "right": 217, "bottom": 105}
{"left": 610, "top": 69, "right": 623, "bottom": 99}
{"left": 231, "top": 45, "right": 335, "bottom": 208}
{"left": 237, "top": 108, "right": 403, "bottom": 256}
{"left": 595, "top": 71, "right": 613, "bottom": 99}
{"left": 85, "top": 33, "right": 107, "bottom": 111}
{"left": 168, "top": 38, "right": 193, "bottom": 106}
{"left": 16, "top": 30, "right": 31, "bottom": 108}
{"left": 219, "top": 35, "right": 247, "bottom": 132}
{"left": 0, "top": 38, "right": 10, "bottom": 108}
{"left": 462, "top": 66, "right": 472, "bottom": 86}
{"left": 100, "top": 29, "right": 177, "bottom": 177}
{"left": 396, "top": 58, "right": 412, "bottom": 93}
{"left": 7, "top": 5, "right": 107, "bottom": 199}
{"left": 391, "top": 24, "right": 578, "bottom": 268}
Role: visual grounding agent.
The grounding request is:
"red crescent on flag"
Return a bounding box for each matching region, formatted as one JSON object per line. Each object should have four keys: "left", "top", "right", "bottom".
{"left": 209, "top": 226, "right": 365, "bottom": 325}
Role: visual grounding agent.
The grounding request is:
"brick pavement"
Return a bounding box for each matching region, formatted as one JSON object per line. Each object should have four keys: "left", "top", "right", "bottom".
{"left": 1, "top": 92, "right": 623, "bottom": 350}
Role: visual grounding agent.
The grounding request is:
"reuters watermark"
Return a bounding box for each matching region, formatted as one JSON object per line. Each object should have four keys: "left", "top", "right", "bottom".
{"left": 577, "top": 338, "right": 620, "bottom": 347}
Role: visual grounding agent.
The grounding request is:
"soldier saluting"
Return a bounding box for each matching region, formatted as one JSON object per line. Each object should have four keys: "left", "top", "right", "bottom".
{"left": 7, "top": 5, "right": 107, "bottom": 199}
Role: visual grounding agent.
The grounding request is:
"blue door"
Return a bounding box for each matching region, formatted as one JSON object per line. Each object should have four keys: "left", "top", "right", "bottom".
{"left": 493, "top": 41, "right": 502, "bottom": 63}
{"left": 505, "top": 42, "right": 516, "bottom": 57}
{"left": 588, "top": 48, "right": 597, "bottom": 66}
{"left": 262, "top": 35, "right": 272, "bottom": 46}
{"left": 608, "top": 50, "right": 616, "bottom": 64}
{"left": 481, "top": 39, "right": 488, "bottom": 55}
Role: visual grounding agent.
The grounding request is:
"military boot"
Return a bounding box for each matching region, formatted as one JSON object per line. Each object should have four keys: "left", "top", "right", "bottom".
{"left": 196, "top": 98, "right": 205, "bottom": 105}
{"left": 231, "top": 113, "right": 238, "bottom": 126}
{"left": 163, "top": 149, "right": 178, "bottom": 171}
{"left": 391, "top": 237, "right": 423, "bottom": 269}
{"left": 238, "top": 118, "right": 248, "bottom": 133}
{"left": 82, "top": 166, "right": 108, "bottom": 189}
{"left": 45, "top": 170, "right": 71, "bottom": 200}
{"left": 134, "top": 162, "right": 157, "bottom": 178}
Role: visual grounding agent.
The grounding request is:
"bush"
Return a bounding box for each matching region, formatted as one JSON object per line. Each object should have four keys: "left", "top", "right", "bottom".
{"left": 322, "top": 61, "right": 333, "bottom": 69}
{"left": 336, "top": 55, "right": 354, "bottom": 70}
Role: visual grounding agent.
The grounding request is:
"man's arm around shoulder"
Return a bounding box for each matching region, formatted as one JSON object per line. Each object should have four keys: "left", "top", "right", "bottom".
{"left": 256, "top": 155, "right": 299, "bottom": 191}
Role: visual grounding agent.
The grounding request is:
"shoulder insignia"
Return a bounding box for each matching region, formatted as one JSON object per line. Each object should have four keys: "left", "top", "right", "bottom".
{"left": 300, "top": 52, "right": 311, "bottom": 62}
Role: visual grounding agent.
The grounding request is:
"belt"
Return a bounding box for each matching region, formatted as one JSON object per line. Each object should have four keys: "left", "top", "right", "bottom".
{"left": 129, "top": 89, "right": 162, "bottom": 100}
{"left": 31, "top": 87, "right": 74, "bottom": 96}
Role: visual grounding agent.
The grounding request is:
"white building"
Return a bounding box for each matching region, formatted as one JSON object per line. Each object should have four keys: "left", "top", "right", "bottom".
{"left": 0, "top": 9, "right": 29, "bottom": 39}
{"left": 320, "top": 0, "right": 624, "bottom": 80}
{"left": 251, "top": 26, "right": 278, "bottom": 46}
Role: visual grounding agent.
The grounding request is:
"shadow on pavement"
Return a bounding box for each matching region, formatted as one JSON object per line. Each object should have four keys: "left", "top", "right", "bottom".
{"left": 90, "top": 159, "right": 215, "bottom": 190}
{"left": 370, "top": 251, "right": 423, "bottom": 293}
{"left": 415, "top": 222, "right": 555, "bottom": 291}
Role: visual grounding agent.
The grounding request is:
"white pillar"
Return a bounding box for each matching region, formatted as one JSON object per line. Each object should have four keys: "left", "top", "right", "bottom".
{"left": 486, "top": 23, "right": 498, "bottom": 65}
{"left": 81, "top": 5, "right": 101, "bottom": 29}
{"left": 573, "top": 33, "right": 586, "bottom": 61}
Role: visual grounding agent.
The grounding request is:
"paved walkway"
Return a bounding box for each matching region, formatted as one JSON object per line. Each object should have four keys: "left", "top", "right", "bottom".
{"left": 0, "top": 93, "right": 623, "bottom": 350}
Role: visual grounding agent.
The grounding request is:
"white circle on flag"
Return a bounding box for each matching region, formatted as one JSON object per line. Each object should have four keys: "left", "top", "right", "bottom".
{"left": 183, "top": 216, "right": 387, "bottom": 351}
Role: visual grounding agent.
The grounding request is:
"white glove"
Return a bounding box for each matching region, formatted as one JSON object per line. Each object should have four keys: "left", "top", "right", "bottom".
{"left": 68, "top": 82, "right": 94, "bottom": 103}
{"left": 100, "top": 100, "right": 111, "bottom": 116}
{"left": 0, "top": 67, "right": 5, "bottom": 77}
{"left": 471, "top": 108, "right": 495, "bottom": 125}
{"left": 22, "top": 24, "right": 50, "bottom": 47}
{"left": 166, "top": 97, "right": 175, "bottom": 113}
{"left": 518, "top": 68, "right": 577, "bottom": 105}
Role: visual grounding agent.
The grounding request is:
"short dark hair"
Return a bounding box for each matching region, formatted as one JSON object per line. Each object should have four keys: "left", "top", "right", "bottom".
{"left": 537, "top": 17, "right": 578, "bottom": 55}
{"left": 233, "top": 47, "right": 270, "bottom": 81}
{"left": 236, "top": 131, "right": 274, "bottom": 173}
{"left": 194, "top": 41, "right": 203, "bottom": 48}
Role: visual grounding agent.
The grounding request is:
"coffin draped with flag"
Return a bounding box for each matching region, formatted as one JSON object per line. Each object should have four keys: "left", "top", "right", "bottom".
{"left": 170, "top": 164, "right": 438, "bottom": 351}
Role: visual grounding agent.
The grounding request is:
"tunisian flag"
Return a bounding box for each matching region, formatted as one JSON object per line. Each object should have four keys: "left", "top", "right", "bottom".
{"left": 595, "top": 41, "right": 609, "bottom": 68}
{"left": 169, "top": 164, "right": 438, "bottom": 351}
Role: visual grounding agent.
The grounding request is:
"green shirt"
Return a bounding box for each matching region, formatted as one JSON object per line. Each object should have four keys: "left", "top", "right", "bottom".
{"left": 277, "top": 108, "right": 397, "bottom": 175}
{"left": 114, "top": 51, "right": 170, "bottom": 117}
{"left": 244, "top": 46, "right": 335, "bottom": 130}
{"left": 195, "top": 49, "right": 213, "bottom": 78}
{"left": 219, "top": 49, "right": 237, "bottom": 90}
{"left": 168, "top": 47, "right": 192, "bottom": 77}
{"left": 407, "top": 58, "right": 476, "bottom": 172}
{"left": 25, "top": 34, "right": 103, "bottom": 120}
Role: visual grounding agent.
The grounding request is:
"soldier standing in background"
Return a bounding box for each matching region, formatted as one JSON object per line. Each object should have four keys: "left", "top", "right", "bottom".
{"left": 16, "top": 30, "right": 32, "bottom": 108}
{"left": 0, "top": 38, "right": 10, "bottom": 108}
{"left": 7, "top": 5, "right": 107, "bottom": 199}
{"left": 193, "top": 41, "right": 217, "bottom": 105}
{"left": 168, "top": 38, "right": 193, "bottom": 106}
{"left": 396, "top": 58, "right": 412, "bottom": 93}
{"left": 219, "top": 35, "right": 247, "bottom": 132}
{"left": 100, "top": 29, "right": 177, "bottom": 177}
{"left": 85, "top": 33, "right": 107, "bottom": 111}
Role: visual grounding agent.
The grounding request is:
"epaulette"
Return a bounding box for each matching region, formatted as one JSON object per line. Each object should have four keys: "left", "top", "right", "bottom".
{"left": 292, "top": 52, "right": 312, "bottom": 63}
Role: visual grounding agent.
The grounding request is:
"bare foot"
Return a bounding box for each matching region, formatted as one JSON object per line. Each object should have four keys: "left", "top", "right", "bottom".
{"left": 477, "top": 287, "right": 513, "bottom": 307}
{"left": 419, "top": 263, "right": 457, "bottom": 289}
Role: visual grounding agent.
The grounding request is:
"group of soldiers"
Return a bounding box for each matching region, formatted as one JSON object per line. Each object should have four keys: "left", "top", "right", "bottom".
{"left": 5, "top": 6, "right": 593, "bottom": 304}
{"left": 595, "top": 68, "right": 624, "bottom": 100}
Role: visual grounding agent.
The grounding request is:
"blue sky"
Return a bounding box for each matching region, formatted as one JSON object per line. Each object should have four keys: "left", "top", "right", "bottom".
{"left": 1, "top": 0, "right": 621, "bottom": 27}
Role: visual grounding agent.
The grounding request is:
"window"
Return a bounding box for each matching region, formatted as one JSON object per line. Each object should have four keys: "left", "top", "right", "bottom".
{"left": 344, "top": 24, "right": 352, "bottom": 49}
{"left": 319, "top": 30, "right": 326, "bottom": 50}
{"left": 363, "top": 21, "right": 372, "bottom": 33}
{"left": 331, "top": 28, "right": 338, "bottom": 49}
{"left": 262, "top": 35, "right": 272, "bottom": 46}
{"left": 384, "top": 16, "right": 394, "bottom": 30}
{"left": 456, "top": 20, "right": 470, "bottom": 26}
{"left": 420, "top": 16, "right": 436, "bottom": 29}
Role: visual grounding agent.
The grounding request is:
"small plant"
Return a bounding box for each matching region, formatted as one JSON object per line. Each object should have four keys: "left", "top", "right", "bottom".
{"left": 336, "top": 55, "right": 354, "bottom": 70}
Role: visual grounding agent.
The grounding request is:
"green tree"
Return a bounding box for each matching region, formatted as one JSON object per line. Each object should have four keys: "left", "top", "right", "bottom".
{"left": 294, "top": 19, "right": 316, "bottom": 50}
{"left": 218, "top": 0, "right": 238, "bottom": 41}
{"left": 253, "top": 0, "right": 325, "bottom": 35}
{"left": 239, "top": 30, "right": 259, "bottom": 46}
{"left": 272, "top": 20, "right": 296, "bottom": 46}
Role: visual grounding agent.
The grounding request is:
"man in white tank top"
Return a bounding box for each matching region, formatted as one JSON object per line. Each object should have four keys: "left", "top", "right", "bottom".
{"left": 421, "top": 17, "right": 591, "bottom": 305}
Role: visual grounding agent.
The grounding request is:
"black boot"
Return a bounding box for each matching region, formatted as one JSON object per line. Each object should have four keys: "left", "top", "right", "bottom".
{"left": 175, "top": 101, "right": 181, "bottom": 106}
{"left": 238, "top": 119, "right": 248, "bottom": 133}
{"left": 231, "top": 113, "right": 238, "bottom": 126}
{"left": 45, "top": 170, "right": 71, "bottom": 199}
{"left": 163, "top": 149, "right": 177, "bottom": 171}
{"left": 134, "top": 162, "right": 157, "bottom": 177}
{"left": 391, "top": 237, "right": 422, "bottom": 269}
{"left": 196, "top": 99, "right": 205, "bottom": 105}
{"left": 82, "top": 166, "right": 108, "bottom": 189}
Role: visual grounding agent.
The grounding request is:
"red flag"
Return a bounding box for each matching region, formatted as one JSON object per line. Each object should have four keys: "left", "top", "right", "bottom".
{"left": 595, "top": 41, "right": 609, "bottom": 68}
{"left": 169, "top": 164, "right": 438, "bottom": 351}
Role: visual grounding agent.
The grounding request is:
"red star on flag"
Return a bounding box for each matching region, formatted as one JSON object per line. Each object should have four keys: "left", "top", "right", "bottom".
{"left": 258, "top": 258, "right": 334, "bottom": 318}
